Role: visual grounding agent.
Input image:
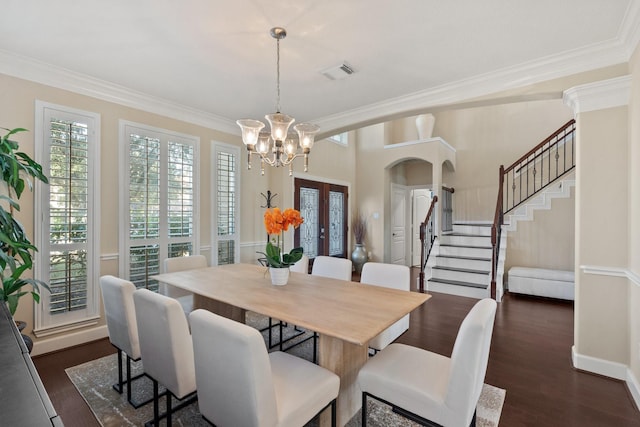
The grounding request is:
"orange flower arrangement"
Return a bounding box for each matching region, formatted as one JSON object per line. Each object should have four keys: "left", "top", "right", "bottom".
{"left": 261, "top": 208, "right": 304, "bottom": 268}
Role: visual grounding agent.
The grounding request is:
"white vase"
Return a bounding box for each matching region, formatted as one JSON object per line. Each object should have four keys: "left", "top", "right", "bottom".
{"left": 269, "top": 267, "right": 290, "bottom": 286}
{"left": 415, "top": 114, "right": 435, "bottom": 140}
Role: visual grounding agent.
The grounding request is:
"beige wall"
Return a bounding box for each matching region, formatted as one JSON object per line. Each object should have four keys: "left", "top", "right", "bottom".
{"left": 628, "top": 44, "right": 640, "bottom": 383}
{"left": 505, "top": 187, "right": 575, "bottom": 274}
{"left": 574, "top": 105, "right": 629, "bottom": 364}
{"left": 435, "top": 99, "right": 574, "bottom": 221}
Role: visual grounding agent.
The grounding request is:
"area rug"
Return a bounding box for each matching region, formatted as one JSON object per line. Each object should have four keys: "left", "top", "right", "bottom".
{"left": 66, "top": 313, "right": 505, "bottom": 426}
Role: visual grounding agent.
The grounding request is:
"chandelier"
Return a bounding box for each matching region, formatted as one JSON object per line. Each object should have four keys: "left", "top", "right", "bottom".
{"left": 237, "top": 27, "right": 320, "bottom": 176}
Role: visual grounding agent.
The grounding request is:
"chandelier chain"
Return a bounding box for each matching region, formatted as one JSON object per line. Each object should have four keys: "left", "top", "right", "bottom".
{"left": 276, "top": 37, "right": 281, "bottom": 113}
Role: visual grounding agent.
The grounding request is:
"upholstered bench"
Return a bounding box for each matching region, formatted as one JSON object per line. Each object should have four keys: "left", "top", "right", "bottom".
{"left": 508, "top": 267, "right": 575, "bottom": 301}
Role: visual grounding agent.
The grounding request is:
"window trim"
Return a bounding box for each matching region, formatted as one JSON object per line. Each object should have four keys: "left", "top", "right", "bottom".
{"left": 118, "top": 120, "right": 200, "bottom": 283}
{"left": 33, "top": 100, "right": 101, "bottom": 336}
{"left": 211, "top": 141, "right": 240, "bottom": 265}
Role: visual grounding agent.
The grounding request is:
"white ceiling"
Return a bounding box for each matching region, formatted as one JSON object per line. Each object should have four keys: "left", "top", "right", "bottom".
{"left": 0, "top": 0, "right": 638, "bottom": 136}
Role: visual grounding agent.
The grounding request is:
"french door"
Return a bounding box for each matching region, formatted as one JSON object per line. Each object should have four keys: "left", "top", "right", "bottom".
{"left": 294, "top": 178, "right": 348, "bottom": 261}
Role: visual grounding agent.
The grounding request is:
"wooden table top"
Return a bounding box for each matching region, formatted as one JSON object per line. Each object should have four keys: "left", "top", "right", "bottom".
{"left": 152, "top": 263, "right": 430, "bottom": 346}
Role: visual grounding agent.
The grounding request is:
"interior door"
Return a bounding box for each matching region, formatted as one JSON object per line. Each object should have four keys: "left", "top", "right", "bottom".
{"left": 294, "top": 179, "right": 348, "bottom": 262}
{"left": 412, "top": 188, "right": 432, "bottom": 266}
{"left": 390, "top": 184, "right": 407, "bottom": 265}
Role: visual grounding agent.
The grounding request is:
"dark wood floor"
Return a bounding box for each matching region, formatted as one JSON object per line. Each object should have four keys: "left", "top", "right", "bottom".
{"left": 33, "top": 279, "right": 640, "bottom": 426}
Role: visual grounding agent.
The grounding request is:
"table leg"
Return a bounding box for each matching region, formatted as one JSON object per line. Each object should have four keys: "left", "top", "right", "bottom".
{"left": 193, "top": 294, "right": 246, "bottom": 323}
{"left": 318, "top": 334, "right": 368, "bottom": 427}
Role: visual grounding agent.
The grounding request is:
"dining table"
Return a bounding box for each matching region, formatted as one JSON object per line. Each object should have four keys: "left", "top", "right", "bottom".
{"left": 151, "top": 262, "right": 431, "bottom": 426}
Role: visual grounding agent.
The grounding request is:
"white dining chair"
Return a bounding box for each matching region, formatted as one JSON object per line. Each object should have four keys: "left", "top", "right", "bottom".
{"left": 360, "top": 262, "right": 411, "bottom": 353}
{"left": 189, "top": 309, "right": 340, "bottom": 427}
{"left": 358, "top": 298, "right": 497, "bottom": 427}
{"left": 289, "top": 253, "right": 309, "bottom": 273}
{"left": 289, "top": 256, "right": 353, "bottom": 363}
{"left": 133, "top": 289, "right": 197, "bottom": 426}
{"left": 311, "top": 255, "right": 353, "bottom": 281}
{"left": 99, "top": 275, "right": 151, "bottom": 408}
{"left": 160, "top": 254, "right": 207, "bottom": 314}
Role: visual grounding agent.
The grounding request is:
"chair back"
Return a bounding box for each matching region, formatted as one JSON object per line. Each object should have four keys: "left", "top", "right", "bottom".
{"left": 445, "top": 298, "right": 497, "bottom": 422}
{"left": 160, "top": 255, "right": 207, "bottom": 299}
{"left": 133, "top": 289, "right": 196, "bottom": 398}
{"left": 360, "top": 263, "right": 411, "bottom": 350}
{"left": 311, "top": 256, "right": 352, "bottom": 281}
{"left": 289, "top": 254, "right": 309, "bottom": 274}
{"left": 99, "top": 275, "right": 140, "bottom": 359}
{"left": 190, "top": 309, "right": 278, "bottom": 427}
{"left": 360, "top": 262, "right": 409, "bottom": 291}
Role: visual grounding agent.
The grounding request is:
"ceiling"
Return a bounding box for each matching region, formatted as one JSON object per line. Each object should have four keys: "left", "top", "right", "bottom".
{"left": 0, "top": 0, "right": 638, "bottom": 137}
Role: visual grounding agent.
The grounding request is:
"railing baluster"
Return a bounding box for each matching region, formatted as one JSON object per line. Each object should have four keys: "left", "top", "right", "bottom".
{"left": 418, "top": 195, "right": 440, "bottom": 293}
{"left": 491, "top": 119, "right": 575, "bottom": 300}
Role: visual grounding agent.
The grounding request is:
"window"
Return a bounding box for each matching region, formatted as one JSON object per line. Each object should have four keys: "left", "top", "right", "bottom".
{"left": 212, "top": 142, "right": 240, "bottom": 265}
{"left": 119, "top": 122, "right": 199, "bottom": 289}
{"left": 328, "top": 132, "right": 348, "bottom": 146}
{"left": 34, "top": 101, "right": 101, "bottom": 335}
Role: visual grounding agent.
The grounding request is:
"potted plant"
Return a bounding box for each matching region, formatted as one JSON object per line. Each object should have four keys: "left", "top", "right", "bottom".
{"left": 260, "top": 207, "right": 304, "bottom": 285}
{"left": 351, "top": 209, "right": 368, "bottom": 274}
{"left": 0, "top": 127, "right": 49, "bottom": 319}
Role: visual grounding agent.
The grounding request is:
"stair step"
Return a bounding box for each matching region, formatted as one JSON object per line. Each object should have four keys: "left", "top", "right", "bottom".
{"left": 439, "top": 244, "right": 492, "bottom": 249}
{"left": 451, "top": 223, "right": 493, "bottom": 237}
{"left": 432, "top": 266, "right": 489, "bottom": 275}
{"left": 431, "top": 266, "right": 490, "bottom": 285}
{"left": 439, "top": 244, "right": 493, "bottom": 258}
{"left": 436, "top": 255, "right": 491, "bottom": 262}
{"left": 444, "top": 233, "right": 490, "bottom": 237}
{"left": 428, "top": 278, "right": 487, "bottom": 289}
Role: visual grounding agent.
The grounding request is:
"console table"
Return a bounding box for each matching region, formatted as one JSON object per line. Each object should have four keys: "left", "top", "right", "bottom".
{"left": 0, "top": 303, "right": 62, "bottom": 426}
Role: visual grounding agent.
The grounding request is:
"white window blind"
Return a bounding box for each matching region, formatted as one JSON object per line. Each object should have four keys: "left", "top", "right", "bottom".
{"left": 120, "top": 122, "right": 199, "bottom": 288}
{"left": 212, "top": 143, "right": 239, "bottom": 265}
{"left": 35, "top": 102, "right": 100, "bottom": 334}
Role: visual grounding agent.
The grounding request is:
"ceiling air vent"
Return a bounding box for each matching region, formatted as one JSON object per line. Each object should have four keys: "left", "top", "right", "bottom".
{"left": 320, "top": 62, "right": 355, "bottom": 80}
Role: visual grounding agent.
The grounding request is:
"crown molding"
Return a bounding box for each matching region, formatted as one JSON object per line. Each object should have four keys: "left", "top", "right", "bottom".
{"left": 316, "top": 36, "right": 632, "bottom": 134}
{"left": 563, "top": 75, "right": 631, "bottom": 114}
{"left": 1, "top": 2, "right": 639, "bottom": 136}
{"left": 0, "top": 50, "right": 239, "bottom": 135}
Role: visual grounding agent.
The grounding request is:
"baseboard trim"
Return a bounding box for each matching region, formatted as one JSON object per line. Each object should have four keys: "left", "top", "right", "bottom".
{"left": 571, "top": 344, "right": 640, "bottom": 411}
{"left": 572, "top": 346, "right": 627, "bottom": 380}
{"left": 627, "top": 368, "right": 640, "bottom": 411}
{"left": 31, "top": 325, "right": 109, "bottom": 357}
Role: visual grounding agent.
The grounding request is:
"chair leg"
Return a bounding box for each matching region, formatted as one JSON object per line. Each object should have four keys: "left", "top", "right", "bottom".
{"left": 166, "top": 392, "right": 172, "bottom": 426}
{"left": 331, "top": 398, "right": 337, "bottom": 427}
{"left": 152, "top": 379, "right": 160, "bottom": 426}
{"left": 113, "top": 349, "right": 124, "bottom": 394}
{"left": 362, "top": 392, "right": 368, "bottom": 427}
{"left": 126, "top": 355, "right": 132, "bottom": 402}
{"left": 313, "top": 332, "right": 318, "bottom": 364}
{"left": 110, "top": 346, "right": 153, "bottom": 408}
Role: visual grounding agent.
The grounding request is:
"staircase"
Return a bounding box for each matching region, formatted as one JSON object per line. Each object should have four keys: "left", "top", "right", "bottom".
{"left": 419, "top": 119, "right": 576, "bottom": 301}
{"left": 428, "top": 223, "right": 493, "bottom": 299}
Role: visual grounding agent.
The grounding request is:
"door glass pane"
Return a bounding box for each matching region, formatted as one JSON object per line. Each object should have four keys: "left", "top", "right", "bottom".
{"left": 328, "top": 191, "right": 344, "bottom": 256}
{"left": 299, "top": 187, "right": 319, "bottom": 258}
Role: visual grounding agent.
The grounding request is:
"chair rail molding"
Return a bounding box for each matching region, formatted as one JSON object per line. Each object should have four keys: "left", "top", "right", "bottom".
{"left": 580, "top": 265, "right": 640, "bottom": 287}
